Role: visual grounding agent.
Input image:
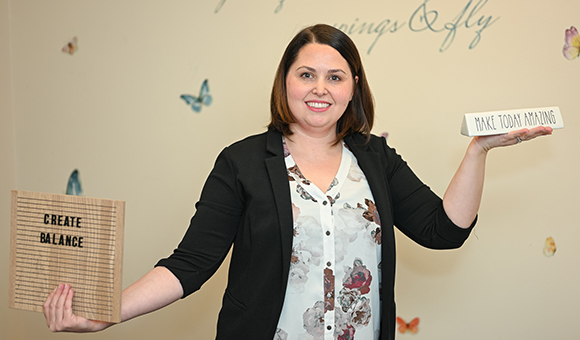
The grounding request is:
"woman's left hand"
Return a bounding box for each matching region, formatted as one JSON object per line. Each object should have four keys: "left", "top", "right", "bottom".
{"left": 472, "top": 126, "right": 553, "bottom": 153}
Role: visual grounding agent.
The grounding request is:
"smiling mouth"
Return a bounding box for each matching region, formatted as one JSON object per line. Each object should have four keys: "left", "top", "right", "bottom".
{"left": 306, "top": 102, "right": 331, "bottom": 109}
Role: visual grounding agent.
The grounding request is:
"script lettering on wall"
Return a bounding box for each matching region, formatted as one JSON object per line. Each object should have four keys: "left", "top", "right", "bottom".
{"left": 215, "top": 0, "right": 500, "bottom": 55}
{"left": 9, "top": 191, "right": 125, "bottom": 323}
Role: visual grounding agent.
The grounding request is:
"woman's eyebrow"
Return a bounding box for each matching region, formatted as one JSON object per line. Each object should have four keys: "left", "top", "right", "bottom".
{"left": 296, "top": 66, "right": 347, "bottom": 74}
{"left": 328, "top": 68, "right": 347, "bottom": 74}
{"left": 296, "top": 66, "right": 315, "bottom": 72}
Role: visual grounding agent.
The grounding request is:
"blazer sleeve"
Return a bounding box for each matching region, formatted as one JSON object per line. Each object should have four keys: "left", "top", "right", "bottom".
{"left": 379, "top": 137, "right": 475, "bottom": 249}
{"left": 155, "top": 146, "right": 244, "bottom": 297}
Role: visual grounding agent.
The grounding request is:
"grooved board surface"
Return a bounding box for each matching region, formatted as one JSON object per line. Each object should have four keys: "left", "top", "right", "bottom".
{"left": 9, "top": 190, "right": 124, "bottom": 322}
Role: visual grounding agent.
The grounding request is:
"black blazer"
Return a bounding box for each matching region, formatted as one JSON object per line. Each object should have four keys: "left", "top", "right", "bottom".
{"left": 157, "top": 129, "right": 474, "bottom": 340}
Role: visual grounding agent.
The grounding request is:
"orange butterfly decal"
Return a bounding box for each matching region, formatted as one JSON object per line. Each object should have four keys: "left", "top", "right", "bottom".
{"left": 543, "top": 237, "right": 556, "bottom": 257}
{"left": 396, "top": 316, "right": 419, "bottom": 334}
{"left": 62, "top": 36, "right": 78, "bottom": 55}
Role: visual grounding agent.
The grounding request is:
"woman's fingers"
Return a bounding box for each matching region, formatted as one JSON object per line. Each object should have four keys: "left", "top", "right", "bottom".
{"left": 475, "top": 126, "right": 553, "bottom": 151}
{"left": 55, "top": 284, "right": 70, "bottom": 325}
{"left": 520, "top": 126, "right": 553, "bottom": 141}
{"left": 43, "top": 284, "right": 78, "bottom": 332}
{"left": 44, "top": 284, "right": 65, "bottom": 331}
{"left": 507, "top": 126, "right": 552, "bottom": 146}
{"left": 42, "top": 286, "right": 58, "bottom": 328}
{"left": 63, "top": 286, "right": 75, "bottom": 321}
{"left": 43, "top": 284, "right": 112, "bottom": 333}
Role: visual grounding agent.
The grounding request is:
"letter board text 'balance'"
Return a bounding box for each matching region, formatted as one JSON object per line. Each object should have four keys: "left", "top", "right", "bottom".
{"left": 9, "top": 190, "right": 125, "bottom": 323}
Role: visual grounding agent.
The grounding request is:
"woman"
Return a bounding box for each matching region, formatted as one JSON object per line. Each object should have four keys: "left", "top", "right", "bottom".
{"left": 43, "top": 24, "right": 552, "bottom": 339}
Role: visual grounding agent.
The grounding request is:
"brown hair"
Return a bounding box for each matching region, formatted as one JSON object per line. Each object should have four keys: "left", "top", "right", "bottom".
{"left": 269, "top": 24, "right": 375, "bottom": 144}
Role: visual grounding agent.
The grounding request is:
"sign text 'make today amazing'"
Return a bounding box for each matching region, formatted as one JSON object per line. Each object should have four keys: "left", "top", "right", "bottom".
{"left": 461, "top": 107, "right": 564, "bottom": 137}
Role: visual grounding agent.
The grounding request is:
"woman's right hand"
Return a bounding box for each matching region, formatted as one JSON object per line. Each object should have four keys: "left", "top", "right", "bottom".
{"left": 43, "top": 283, "right": 113, "bottom": 333}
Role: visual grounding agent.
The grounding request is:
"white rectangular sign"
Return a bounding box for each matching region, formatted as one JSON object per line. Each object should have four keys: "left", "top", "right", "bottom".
{"left": 461, "top": 106, "right": 564, "bottom": 137}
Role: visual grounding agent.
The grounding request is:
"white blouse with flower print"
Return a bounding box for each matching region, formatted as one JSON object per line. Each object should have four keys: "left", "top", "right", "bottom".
{"left": 275, "top": 139, "right": 382, "bottom": 340}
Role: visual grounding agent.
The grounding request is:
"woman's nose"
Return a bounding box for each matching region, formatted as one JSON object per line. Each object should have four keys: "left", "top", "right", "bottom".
{"left": 312, "top": 80, "right": 327, "bottom": 96}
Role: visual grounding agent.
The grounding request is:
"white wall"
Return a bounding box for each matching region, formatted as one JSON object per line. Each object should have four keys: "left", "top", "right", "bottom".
{"left": 1, "top": 0, "right": 19, "bottom": 338}
{"left": 2, "top": 1, "right": 579, "bottom": 339}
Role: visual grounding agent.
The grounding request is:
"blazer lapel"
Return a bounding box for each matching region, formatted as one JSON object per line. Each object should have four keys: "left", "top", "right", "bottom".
{"left": 345, "top": 134, "right": 397, "bottom": 338}
{"left": 344, "top": 134, "right": 395, "bottom": 244}
{"left": 264, "top": 129, "right": 294, "bottom": 287}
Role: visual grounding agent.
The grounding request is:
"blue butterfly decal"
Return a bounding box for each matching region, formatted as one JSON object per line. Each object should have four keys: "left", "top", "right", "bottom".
{"left": 66, "top": 169, "right": 83, "bottom": 196}
{"left": 180, "top": 79, "right": 212, "bottom": 112}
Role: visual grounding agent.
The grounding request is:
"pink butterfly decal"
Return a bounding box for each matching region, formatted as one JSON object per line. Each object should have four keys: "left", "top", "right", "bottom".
{"left": 563, "top": 26, "right": 580, "bottom": 60}
{"left": 62, "top": 36, "right": 78, "bottom": 55}
{"left": 396, "top": 316, "right": 419, "bottom": 334}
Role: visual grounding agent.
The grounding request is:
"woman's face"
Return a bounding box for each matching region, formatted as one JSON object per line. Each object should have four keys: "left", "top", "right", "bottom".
{"left": 285, "top": 43, "right": 357, "bottom": 137}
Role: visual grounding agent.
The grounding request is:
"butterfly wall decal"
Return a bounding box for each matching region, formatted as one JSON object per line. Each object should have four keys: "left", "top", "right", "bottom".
{"left": 180, "top": 79, "right": 212, "bottom": 113}
{"left": 66, "top": 169, "right": 83, "bottom": 196}
{"left": 563, "top": 26, "right": 580, "bottom": 60}
{"left": 62, "top": 36, "right": 78, "bottom": 55}
{"left": 396, "top": 316, "right": 419, "bottom": 334}
{"left": 543, "top": 237, "right": 556, "bottom": 257}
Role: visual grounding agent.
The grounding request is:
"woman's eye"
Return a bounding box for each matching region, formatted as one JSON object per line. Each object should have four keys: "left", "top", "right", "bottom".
{"left": 330, "top": 75, "right": 341, "bottom": 81}
{"left": 301, "top": 72, "right": 313, "bottom": 79}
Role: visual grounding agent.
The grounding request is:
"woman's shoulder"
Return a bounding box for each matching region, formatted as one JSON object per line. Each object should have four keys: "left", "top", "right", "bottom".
{"left": 222, "top": 129, "right": 283, "bottom": 157}
{"left": 227, "top": 130, "right": 268, "bottom": 147}
{"left": 345, "top": 132, "right": 390, "bottom": 151}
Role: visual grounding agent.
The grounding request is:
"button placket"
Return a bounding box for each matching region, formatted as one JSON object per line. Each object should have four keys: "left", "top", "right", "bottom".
{"left": 320, "top": 196, "right": 336, "bottom": 340}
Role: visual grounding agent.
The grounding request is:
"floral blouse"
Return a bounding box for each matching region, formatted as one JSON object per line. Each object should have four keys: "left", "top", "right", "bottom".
{"left": 275, "top": 139, "right": 382, "bottom": 340}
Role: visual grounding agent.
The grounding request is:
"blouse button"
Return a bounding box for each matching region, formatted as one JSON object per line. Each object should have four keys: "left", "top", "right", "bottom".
{"left": 326, "top": 230, "right": 331, "bottom": 236}
{"left": 326, "top": 261, "right": 332, "bottom": 267}
{"left": 323, "top": 201, "right": 328, "bottom": 206}
{"left": 327, "top": 325, "right": 332, "bottom": 330}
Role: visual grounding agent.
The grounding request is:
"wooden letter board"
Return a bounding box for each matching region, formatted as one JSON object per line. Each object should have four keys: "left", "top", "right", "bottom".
{"left": 9, "top": 190, "right": 125, "bottom": 323}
